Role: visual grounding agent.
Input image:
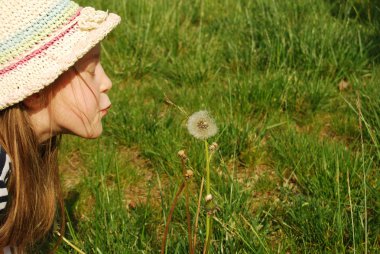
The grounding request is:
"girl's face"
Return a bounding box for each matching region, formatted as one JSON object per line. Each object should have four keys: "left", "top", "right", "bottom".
{"left": 50, "top": 44, "right": 113, "bottom": 138}
{"left": 25, "top": 44, "right": 113, "bottom": 141}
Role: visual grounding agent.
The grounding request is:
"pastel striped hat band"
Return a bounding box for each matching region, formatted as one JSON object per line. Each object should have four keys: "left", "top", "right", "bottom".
{"left": 0, "top": 0, "right": 121, "bottom": 110}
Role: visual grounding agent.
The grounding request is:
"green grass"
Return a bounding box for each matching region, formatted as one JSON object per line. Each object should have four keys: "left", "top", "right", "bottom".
{"left": 38, "top": 0, "right": 380, "bottom": 253}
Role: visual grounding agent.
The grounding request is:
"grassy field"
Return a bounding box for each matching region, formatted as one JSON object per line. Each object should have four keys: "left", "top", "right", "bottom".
{"left": 40, "top": 0, "right": 380, "bottom": 253}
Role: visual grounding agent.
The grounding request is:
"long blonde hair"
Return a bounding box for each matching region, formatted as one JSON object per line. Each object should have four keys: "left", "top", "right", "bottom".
{"left": 0, "top": 102, "right": 64, "bottom": 253}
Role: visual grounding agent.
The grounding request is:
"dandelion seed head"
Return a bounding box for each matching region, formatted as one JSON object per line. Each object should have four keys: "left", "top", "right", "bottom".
{"left": 187, "top": 111, "right": 218, "bottom": 140}
{"left": 197, "top": 120, "right": 209, "bottom": 130}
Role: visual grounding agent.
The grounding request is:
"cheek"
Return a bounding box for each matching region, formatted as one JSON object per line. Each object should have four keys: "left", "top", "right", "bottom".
{"left": 55, "top": 82, "right": 100, "bottom": 118}
{"left": 76, "top": 85, "right": 100, "bottom": 115}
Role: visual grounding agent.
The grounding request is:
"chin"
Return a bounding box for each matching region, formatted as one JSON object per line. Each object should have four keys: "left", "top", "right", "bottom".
{"left": 74, "top": 125, "right": 103, "bottom": 139}
{"left": 86, "top": 129, "right": 103, "bottom": 139}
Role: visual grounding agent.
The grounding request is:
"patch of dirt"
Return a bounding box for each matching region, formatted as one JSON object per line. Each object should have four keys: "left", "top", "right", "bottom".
{"left": 118, "top": 146, "right": 150, "bottom": 169}
{"left": 223, "top": 160, "right": 278, "bottom": 189}
{"left": 338, "top": 79, "right": 351, "bottom": 92}
{"left": 60, "top": 150, "right": 87, "bottom": 195}
{"left": 221, "top": 160, "right": 279, "bottom": 207}
{"left": 223, "top": 159, "right": 302, "bottom": 213}
{"left": 248, "top": 164, "right": 283, "bottom": 211}
{"left": 118, "top": 146, "right": 170, "bottom": 210}
{"left": 295, "top": 113, "right": 356, "bottom": 147}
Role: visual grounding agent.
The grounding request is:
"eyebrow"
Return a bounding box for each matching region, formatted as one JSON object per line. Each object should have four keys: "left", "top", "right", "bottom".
{"left": 92, "top": 49, "right": 100, "bottom": 56}
{"left": 94, "top": 51, "right": 101, "bottom": 59}
{"left": 86, "top": 52, "right": 100, "bottom": 61}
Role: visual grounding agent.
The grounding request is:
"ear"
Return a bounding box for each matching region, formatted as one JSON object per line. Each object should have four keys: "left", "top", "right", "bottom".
{"left": 23, "top": 91, "right": 46, "bottom": 110}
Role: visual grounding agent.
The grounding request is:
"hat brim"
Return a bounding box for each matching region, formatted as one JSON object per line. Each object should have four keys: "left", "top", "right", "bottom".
{"left": 0, "top": 11, "right": 121, "bottom": 110}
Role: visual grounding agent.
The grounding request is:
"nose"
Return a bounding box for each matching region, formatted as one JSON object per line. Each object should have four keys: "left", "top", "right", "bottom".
{"left": 101, "top": 77, "right": 112, "bottom": 93}
{"left": 99, "top": 66, "right": 112, "bottom": 93}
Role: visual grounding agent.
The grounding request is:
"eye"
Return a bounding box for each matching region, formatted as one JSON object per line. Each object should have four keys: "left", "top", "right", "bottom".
{"left": 86, "top": 63, "right": 97, "bottom": 75}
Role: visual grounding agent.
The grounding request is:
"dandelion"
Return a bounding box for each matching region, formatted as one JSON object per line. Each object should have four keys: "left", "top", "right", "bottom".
{"left": 183, "top": 110, "right": 219, "bottom": 254}
{"left": 177, "top": 150, "right": 187, "bottom": 160}
{"left": 187, "top": 111, "right": 218, "bottom": 140}
{"left": 184, "top": 170, "right": 194, "bottom": 180}
{"left": 209, "top": 142, "right": 218, "bottom": 152}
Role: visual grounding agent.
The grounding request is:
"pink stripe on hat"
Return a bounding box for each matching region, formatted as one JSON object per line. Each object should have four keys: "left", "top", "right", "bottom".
{"left": 0, "top": 10, "right": 81, "bottom": 75}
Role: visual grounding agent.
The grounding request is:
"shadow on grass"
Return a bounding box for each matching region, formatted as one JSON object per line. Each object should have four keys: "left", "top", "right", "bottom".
{"left": 327, "top": 0, "right": 380, "bottom": 23}
{"left": 326, "top": 0, "right": 380, "bottom": 63}
{"left": 64, "top": 190, "right": 81, "bottom": 229}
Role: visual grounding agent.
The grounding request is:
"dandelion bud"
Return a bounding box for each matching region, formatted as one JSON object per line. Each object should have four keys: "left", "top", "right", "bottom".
{"left": 184, "top": 170, "right": 194, "bottom": 180}
{"left": 177, "top": 150, "right": 187, "bottom": 160}
{"left": 205, "top": 194, "right": 213, "bottom": 202}
{"left": 209, "top": 142, "right": 218, "bottom": 151}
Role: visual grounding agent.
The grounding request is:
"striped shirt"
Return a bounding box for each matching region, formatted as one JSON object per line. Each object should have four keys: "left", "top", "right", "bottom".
{"left": 0, "top": 146, "right": 11, "bottom": 213}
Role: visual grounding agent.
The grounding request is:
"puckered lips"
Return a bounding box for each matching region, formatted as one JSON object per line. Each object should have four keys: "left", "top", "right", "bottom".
{"left": 100, "top": 104, "right": 111, "bottom": 117}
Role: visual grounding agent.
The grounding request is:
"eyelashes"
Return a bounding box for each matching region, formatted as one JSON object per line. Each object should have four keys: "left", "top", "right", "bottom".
{"left": 87, "top": 69, "right": 96, "bottom": 75}
{"left": 75, "top": 57, "right": 101, "bottom": 77}
{"left": 84, "top": 63, "right": 97, "bottom": 76}
{"left": 88, "top": 57, "right": 102, "bottom": 73}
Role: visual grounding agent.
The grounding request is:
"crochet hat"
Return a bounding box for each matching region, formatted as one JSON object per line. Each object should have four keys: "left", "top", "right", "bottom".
{"left": 0, "top": 0, "right": 121, "bottom": 110}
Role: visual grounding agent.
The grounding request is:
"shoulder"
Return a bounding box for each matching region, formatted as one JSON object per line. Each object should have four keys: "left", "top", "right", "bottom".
{"left": 0, "top": 145, "right": 11, "bottom": 212}
{"left": 0, "top": 146, "right": 11, "bottom": 182}
{"left": 0, "top": 146, "right": 7, "bottom": 173}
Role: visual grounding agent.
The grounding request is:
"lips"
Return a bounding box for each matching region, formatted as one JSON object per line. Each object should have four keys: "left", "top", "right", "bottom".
{"left": 100, "top": 104, "right": 111, "bottom": 116}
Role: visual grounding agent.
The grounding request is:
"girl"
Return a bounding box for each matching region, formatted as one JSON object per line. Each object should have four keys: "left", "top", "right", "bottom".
{"left": 0, "top": 0, "right": 121, "bottom": 252}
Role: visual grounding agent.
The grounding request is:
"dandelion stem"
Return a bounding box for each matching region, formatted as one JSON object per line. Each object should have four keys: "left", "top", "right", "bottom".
{"left": 186, "top": 183, "right": 193, "bottom": 254}
{"left": 203, "top": 217, "right": 213, "bottom": 254}
{"left": 161, "top": 181, "right": 186, "bottom": 254}
{"left": 204, "top": 140, "right": 210, "bottom": 195}
{"left": 181, "top": 157, "right": 193, "bottom": 254}
{"left": 204, "top": 140, "right": 211, "bottom": 254}
{"left": 193, "top": 177, "right": 204, "bottom": 252}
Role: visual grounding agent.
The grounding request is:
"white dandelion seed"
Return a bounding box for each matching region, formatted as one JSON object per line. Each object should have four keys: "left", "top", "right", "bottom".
{"left": 186, "top": 110, "right": 218, "bottom": 140}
